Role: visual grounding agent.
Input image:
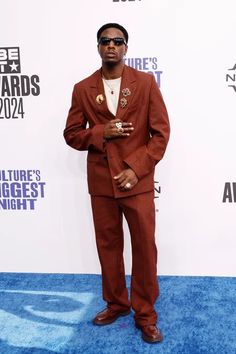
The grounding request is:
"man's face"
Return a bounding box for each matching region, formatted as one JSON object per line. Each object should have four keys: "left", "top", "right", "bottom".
{"left": 97, "top": 27, "right": 128, "bottom": 64}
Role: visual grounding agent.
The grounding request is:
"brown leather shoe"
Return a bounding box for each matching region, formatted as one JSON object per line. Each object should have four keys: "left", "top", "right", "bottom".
{"left": 136, "top": 324, "right": 163, "bottom": 343}
{"left": 93, "top": 308, "right": 131, "bottom": 326}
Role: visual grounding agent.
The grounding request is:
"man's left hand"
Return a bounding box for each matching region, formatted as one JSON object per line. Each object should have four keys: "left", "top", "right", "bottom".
{"left": 114, "top": 168, "right": 138, "bottom": 191}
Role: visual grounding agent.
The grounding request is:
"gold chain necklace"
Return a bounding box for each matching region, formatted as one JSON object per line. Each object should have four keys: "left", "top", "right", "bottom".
{"left": 103, "top": 78, "right": 115, "bottom": 95}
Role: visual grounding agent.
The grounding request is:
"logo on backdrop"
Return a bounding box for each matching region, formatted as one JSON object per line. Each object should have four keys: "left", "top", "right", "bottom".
{"left": 0, "top": 47, "right": 40, "bottom": 119}
{"left": 154, "top": 181, "right": 161, "bottom": 212}
{"left": 226, "top": 64, "right": 236, "bottom": 93}
{"left": 0, "top": 170, "right": 46, "bottom": 210}
{"left": 154, "top": 181, "right": 161, "bottom": 199}
{"left": 222, "top": 182, "right": 236, "bottom": 203}
{"left": 125, "top": 57, "right": 163, "bottom": 87}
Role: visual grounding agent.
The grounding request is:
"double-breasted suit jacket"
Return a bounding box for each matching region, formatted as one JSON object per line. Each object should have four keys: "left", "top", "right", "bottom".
{"left": 64, "top": 65, "right": 170, "bottom": 198}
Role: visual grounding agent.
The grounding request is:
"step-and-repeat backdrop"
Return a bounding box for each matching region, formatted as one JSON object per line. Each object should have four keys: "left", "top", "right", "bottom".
{"left": 1, "top": 0, "right": 235, "bottom": 276}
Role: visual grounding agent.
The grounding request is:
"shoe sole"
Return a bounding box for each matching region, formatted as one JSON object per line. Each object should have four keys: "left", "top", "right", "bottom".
{"left": 141, "top": 334, "right": 163, "bottom": 343}
{"left": 93, "top": 310, "right": 131, "bottom": 326}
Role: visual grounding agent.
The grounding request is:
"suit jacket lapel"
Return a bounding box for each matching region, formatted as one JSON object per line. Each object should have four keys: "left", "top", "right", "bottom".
{"left": 116, "top": 65, "right": 137, "bottom": 122}
{"left": 90, "top": 69, "right": 114, "bottom": 119}
{"left": 89, "top": 65, "right": 137, "bottom": 121}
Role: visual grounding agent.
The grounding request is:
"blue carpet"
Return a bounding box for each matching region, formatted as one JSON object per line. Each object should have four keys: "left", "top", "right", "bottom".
{"left": 0, "top": 273, "right": 235, "bottom": 354}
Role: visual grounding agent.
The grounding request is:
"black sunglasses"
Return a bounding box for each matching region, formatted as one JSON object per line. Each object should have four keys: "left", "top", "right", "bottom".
{"left": 98, "top": 37, "right": 127, "bottom": 46}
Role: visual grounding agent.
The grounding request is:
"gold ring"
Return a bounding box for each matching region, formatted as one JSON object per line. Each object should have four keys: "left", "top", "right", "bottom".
{"left": 117, "top": 127, "right": 124, "bottom": 133}
{"left": 115, "top": 122, "right": 122, "bottom": 129}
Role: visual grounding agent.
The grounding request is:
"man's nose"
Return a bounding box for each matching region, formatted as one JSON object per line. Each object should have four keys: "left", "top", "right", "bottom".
{"left": 108, "top": 40, "right": 115, "bottom": 47}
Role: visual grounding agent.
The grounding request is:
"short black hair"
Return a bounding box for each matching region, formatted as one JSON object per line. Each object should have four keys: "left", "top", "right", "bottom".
{"left": 97, "top": 23, "right": 129, "bottom": 43}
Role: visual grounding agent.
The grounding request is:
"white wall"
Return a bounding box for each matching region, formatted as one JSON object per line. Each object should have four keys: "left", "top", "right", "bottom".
{"left": 1, "top": 0, "right": 236, "bottom": 276}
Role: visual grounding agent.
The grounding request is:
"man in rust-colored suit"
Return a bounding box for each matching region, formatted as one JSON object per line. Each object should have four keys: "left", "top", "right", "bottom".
{"left": 64, "top": 23, "right": 170, "bottom": 343}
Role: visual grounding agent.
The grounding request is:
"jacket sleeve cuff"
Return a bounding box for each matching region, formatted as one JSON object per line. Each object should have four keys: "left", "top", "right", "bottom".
{"left": 123, "top": 146, "right": 156, "bottom": 179}
{"left": 90, "top": 124, "right": 105, "bottom": 152}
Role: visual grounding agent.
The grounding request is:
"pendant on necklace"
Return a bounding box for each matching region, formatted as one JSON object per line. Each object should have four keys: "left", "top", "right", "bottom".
{"left": 111, "top": 90, "right": 114, "bottom": 94}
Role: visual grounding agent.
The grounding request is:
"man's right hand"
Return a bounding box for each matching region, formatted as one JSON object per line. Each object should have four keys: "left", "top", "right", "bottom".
{"left": 104, "top": 119, "right": 134, "bottom": 139}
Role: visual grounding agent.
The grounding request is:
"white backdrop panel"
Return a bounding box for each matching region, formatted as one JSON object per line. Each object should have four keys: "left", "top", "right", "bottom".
{"left": 0, "top": 0, "right": 236, "bottom": 275}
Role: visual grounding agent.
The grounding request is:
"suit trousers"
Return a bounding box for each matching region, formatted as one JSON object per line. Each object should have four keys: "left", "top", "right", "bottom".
{"left": 90, "top": 191, "right": 159, "bottom": 326}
